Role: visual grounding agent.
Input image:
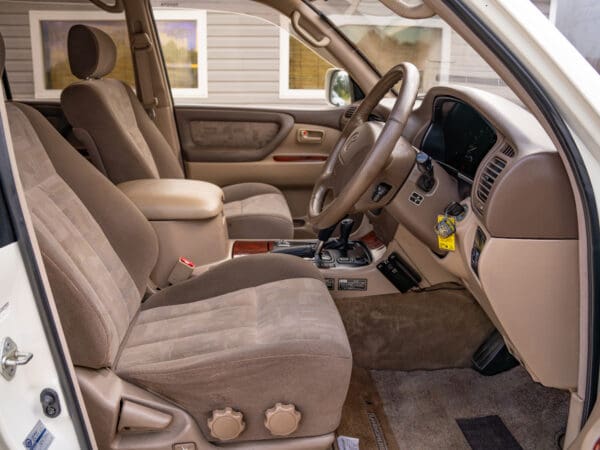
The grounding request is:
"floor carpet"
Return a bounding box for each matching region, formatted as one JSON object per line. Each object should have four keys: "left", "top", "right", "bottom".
{"left": 371, "top": 366, "right": 569, "bottom": 450}
{"left": 337, "top": 367, "right": 400, "bottom": 450}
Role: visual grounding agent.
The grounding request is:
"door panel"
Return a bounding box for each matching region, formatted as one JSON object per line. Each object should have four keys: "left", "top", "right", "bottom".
{"left": 176, "top": 106, "right": 344, "bottom": 235}
{"left": 177, "top": 108, "right": 294, "bottom": 162}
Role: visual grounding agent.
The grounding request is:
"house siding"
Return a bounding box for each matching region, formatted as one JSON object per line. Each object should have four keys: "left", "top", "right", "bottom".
{"left": 0, "top": 0, "right": 553, "bottom": 106}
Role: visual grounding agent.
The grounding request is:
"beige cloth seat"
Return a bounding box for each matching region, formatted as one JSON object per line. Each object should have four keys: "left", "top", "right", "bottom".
{"left": 60, "top": 25, "right": 293, "bottom": 239}
{"left": 4, "top": 55, "right": 351, "bottom": 443}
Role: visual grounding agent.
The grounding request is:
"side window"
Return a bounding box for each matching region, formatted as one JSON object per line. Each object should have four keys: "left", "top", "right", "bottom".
{"left": 150, "top": 1, "right": 334, "bottom": 106}
{"left": 29, "top": 11, "right": 135, "bottom": 99}
{"left": 0, "top": 2, "right": 135, "bottom": 100}
{"left": 281, "top": 31, "right": 334, "bottom": 99}
{"left": 0, "top": 1, "right": 204, "bottom": 101}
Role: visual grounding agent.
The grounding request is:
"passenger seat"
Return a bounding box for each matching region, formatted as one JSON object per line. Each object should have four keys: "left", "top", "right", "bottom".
{"left": 1, "top": 31, "right": 351, "bottom": 446}
{"left": 61, "top": 25, "right": 294, "bottom": 239}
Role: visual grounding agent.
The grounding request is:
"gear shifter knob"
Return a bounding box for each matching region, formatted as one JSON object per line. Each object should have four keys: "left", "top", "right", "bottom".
{"left": 339, "top": 218, "right": 354, "bottom": 253}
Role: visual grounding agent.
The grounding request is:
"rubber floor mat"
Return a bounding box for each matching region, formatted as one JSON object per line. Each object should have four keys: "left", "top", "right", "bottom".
{"left": 456, "top": 415, "right": 523, "bottom": 450}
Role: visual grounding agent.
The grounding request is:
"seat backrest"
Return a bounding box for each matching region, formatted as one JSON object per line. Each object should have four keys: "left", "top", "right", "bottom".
{"left": 61, "top": 25, "right": 184, "bottom": 184}
{"left": 3, "top": 33, "right": 159, "bottom": 368}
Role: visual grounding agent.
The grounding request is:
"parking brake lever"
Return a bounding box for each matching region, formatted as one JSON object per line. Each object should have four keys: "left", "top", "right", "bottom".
{"left": 314, "top": 222, "right": 338, "bottom": 261}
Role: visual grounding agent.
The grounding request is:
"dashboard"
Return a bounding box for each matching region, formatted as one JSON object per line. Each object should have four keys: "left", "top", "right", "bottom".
{"left": 379, "top": 85, "right": 580, "bottom": 389}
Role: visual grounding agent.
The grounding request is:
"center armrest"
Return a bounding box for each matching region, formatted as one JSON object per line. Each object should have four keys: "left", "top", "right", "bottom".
{"left": 118, "top": 179, "right": 224, "bottom": 221}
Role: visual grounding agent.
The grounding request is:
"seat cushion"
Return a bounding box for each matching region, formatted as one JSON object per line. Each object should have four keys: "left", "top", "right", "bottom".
{"left": 223, "top": 183, "right": 294, "bottom": 239}
{"left": 115, "top": 255, "right": 352, "bottom": 442}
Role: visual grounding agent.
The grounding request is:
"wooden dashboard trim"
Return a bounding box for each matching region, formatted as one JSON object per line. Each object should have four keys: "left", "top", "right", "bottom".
{"left": 232, "top": 240, "right": 274, "bottom": 257}
{"left": 272, "top": 155, "right": 328, "bottom": 162}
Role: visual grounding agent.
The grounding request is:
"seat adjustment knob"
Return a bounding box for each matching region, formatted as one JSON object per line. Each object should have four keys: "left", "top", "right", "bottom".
{"left": 207, "top": 407, "right": 245, "bottom": 441}
{"left": 264, "top": 403, "right": 301, "bottom": 436}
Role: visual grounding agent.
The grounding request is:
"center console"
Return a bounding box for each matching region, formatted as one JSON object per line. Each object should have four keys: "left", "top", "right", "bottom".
{"left": 232, "top": 230, "right": 385, "bottom": 266}
{"left": 118, "top": 179, "right": 398, "bottom": 297}
{"left": 232, "top": 238, "right": 372, "bottom": 268}
{"left": 118, "top": 179, "right": 230, "bottom": 287}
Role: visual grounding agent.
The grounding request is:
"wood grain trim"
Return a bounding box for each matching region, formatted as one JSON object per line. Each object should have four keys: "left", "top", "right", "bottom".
{"left": 359, "top": 231, "right": 385, "bottom": 250}
{"left": 232, "top": 240, "right": 275, "bottom": 257}
{"left": 272, "top": 155, "right": 328, "bottom": 162}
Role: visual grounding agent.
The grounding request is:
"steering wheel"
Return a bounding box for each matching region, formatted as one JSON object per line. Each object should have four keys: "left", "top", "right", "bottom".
{"left": 308, "top": 62, "right": 420, "bottom": 229}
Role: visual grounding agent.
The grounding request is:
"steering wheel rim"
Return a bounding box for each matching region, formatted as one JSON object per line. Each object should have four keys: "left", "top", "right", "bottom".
{"left": 308, "top": 62, "right": 421, "bottom": 229}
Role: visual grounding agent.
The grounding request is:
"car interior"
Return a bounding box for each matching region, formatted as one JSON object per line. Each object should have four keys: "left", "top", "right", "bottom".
{"left": 0, "top": 0, "right": 583, "bottom": 449}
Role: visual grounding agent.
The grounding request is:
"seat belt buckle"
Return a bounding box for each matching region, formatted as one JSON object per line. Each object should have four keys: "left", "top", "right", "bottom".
{"left": 168, "top": 257, "right": 195, "bottom": 285}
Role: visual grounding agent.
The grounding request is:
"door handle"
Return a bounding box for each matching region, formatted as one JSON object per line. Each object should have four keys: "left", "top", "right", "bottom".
{"left": 297, "top": 129, "right": 324, "bottom": 144}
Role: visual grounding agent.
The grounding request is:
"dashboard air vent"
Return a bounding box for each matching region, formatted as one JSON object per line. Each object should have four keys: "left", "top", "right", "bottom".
{"left": 344, "top": 106, "right": 358, "bottom": 118}
{"left": 501, "top": 145, "right": 515, "bottom": 158}
{"left": 476, "top": 156, "right": 507, "bottom": 205}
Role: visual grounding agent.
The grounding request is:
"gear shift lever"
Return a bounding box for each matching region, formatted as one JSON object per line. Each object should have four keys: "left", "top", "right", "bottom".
{"left": 337, "top": 218, "right": 354, "bottom": 256}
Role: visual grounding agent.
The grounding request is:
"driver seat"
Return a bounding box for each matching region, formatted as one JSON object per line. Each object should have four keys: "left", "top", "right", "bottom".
{"left": 1, "top": 33, "right": 351, "bottom": 446}
{"left": 61, "top": 25, "right": 294, "bottom": 240}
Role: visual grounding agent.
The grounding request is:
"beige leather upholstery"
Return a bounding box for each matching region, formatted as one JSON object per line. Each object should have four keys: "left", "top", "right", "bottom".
{"left": 5, "top": 79, "right": 351, "bottom": 443}
{"left": 61, "top": 25, "right": 293, "bottom": 239}
{"left": 118, "top": 179, "right": 224, "bottom": 221}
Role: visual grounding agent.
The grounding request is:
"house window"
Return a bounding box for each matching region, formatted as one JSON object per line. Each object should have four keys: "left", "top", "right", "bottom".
{"left": 279, "top": 28, "right": 334, "bottom": 99}
{"left": 29, "top": 9, "right": 207, "bottom": 99}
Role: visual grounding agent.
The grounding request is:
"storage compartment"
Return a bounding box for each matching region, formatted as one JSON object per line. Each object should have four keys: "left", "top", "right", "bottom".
{"left": 118, "top": 179, "right": 230, "bottom": 287}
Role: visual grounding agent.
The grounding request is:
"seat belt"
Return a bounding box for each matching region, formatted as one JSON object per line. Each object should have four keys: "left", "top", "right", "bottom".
{"left": 131, "top": 32, "right": 158, "bottom": 120}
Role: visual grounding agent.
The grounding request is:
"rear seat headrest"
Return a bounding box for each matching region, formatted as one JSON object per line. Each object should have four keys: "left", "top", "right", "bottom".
{"left": 68, "top": 25, "right": 116, "bottom": 80}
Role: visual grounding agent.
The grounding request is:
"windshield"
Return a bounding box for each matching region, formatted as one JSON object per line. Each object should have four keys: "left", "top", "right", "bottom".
{"left": 308, "top": 0, "right": 519, "bottom": 102}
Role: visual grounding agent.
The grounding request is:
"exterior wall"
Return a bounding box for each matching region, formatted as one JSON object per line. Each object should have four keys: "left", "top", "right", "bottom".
{"left": 555, "top": 0, "right": 600, "bottom": 72}
{"left": 0, "top": 0, "right": 97, "bottom": 100}
{"left": 0, "top": 0, "right": 557, "bottom": 107}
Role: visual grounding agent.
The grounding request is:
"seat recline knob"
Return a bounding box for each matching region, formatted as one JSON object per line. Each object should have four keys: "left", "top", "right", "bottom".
{"left": 208, "top": 407, "right": 245, "bottom": 441}
{"left": 264, "top": 403, "right": 302, "bottom": 436}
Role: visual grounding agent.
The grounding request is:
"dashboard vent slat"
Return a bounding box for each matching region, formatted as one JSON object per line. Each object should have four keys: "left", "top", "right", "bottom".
{"left": 501, "top": 145, "right": 516, "bottom": 158}
{"left": 476, "top": 156, "right": 507, "bottom": 206}
{"left": 344, "top": 106, "right": 358, "bottom": 118}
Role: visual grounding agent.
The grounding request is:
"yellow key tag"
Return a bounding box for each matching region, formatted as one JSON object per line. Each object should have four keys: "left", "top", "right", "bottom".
{"left": 436, "top": 215, "right": 456, "bottom": 251}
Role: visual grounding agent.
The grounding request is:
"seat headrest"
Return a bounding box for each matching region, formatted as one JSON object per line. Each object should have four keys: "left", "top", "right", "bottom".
{"left": 68, "top": 25, "right": 116, "bottom": 79}
{"left": 0, "top": 31, "right": 6, "bottom": 76}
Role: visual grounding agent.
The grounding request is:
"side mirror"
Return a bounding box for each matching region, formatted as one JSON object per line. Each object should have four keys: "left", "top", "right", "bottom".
{"left": 325, "top": 68, "right": 353, "bottom": 107}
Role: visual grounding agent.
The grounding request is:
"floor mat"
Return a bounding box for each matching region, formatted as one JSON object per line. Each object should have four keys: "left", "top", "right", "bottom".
{"left": 372, "top": 366, "right": 568, "bottom": 450}
{"left": 457, "top": 415, "right": 522, "bottom": 450}
{"left": 337, "top": 367, "right": 400, "bottom": 450}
